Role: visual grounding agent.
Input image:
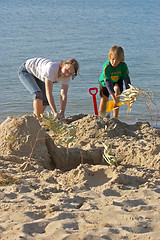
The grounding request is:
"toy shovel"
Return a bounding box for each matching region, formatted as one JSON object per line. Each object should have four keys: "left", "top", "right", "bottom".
{"left": 106, "top": 100, "right": 129, "bottom": 112}
{"left": 89, "top": 87, "right": 98, "bottom": 115}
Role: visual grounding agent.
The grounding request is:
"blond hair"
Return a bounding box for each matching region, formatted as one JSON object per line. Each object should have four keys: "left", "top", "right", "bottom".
{"left": 108, "top": 46, "right": 124, "bottom": 62}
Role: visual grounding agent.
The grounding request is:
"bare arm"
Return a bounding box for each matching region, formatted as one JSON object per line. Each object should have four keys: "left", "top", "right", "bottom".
{"left": 110, "top": 93, "right": 117, "bottom": 106}
{"left": 60, "top": 84, "right": 69, "bottom": 119}
{"left": 105, "top": 80, "right": 117, "bottom": 106}
{"left": 45, "top": 78, "right": 58, "bottom": 117}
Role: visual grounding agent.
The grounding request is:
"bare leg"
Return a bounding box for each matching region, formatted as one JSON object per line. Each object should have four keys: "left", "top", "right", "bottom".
{"left": 33, "top": 99, "right": 47, "bottom": 122}
{"left": 99, "top": 94, "right": 108, "bottom": 117}
{"left": 113, "top": 84, "right": 121, "bottom": 118}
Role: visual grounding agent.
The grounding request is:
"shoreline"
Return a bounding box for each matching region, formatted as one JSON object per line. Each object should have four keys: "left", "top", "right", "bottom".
{"left": 0, "top": 114, "right": 159, "bottom": 130}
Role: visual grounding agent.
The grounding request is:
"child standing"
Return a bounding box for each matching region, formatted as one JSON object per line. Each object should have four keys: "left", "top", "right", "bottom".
{"left": 18, "top": 58, "right": 79, "bottom": 121}
{"left": 99, "top": 46, "right": 131, "bottom": 118}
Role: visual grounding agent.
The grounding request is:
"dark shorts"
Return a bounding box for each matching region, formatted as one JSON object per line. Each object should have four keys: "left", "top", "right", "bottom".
{"left": 34, "top": 77, "right": 49, "bottom": 106}
{"left": 99, "top": 79, "right": 123, "bottom": 97}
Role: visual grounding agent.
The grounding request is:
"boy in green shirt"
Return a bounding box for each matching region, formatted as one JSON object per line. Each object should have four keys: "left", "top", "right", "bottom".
{"left": 99, "top": 46, "right": 131, "bottom": 118}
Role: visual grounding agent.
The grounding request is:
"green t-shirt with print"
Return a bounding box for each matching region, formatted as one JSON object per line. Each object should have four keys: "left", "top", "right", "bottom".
{"left": 99, "top": 60, "right": 129, "bottom": 87}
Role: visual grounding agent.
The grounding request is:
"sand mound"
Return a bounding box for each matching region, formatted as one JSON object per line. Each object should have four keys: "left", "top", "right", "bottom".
{"left": 0, "top": 114, "right": 159, "bottom": 171}
{"left": 66, "top": 114, "right": 160, "bottom": 170}
{"left": 0, "top": 115, "right": 104, "bottom": 171}
{"left": 0, "top": 115, "right": 52, "bottom": 169}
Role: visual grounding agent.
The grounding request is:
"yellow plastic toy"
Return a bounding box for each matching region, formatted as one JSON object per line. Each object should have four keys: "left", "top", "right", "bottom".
{"left": 106, "top": 100, "right": 129, "bottom": 112}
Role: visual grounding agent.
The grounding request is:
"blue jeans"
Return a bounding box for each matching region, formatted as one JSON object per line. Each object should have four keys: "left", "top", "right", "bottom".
{"left": 18, "top": 63, "right": 49, "bottom": 105}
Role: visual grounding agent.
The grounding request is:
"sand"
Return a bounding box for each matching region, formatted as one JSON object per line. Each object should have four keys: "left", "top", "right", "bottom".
{"left": 0, "top": 114, "right": 160, "bottom": 240}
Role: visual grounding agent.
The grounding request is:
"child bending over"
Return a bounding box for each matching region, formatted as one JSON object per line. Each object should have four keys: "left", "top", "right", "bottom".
{"left": 99, "top": 46, "right": 131, "bottom": 118}
{"left": 18, "top": 58, "right": 79, "bottom": 121}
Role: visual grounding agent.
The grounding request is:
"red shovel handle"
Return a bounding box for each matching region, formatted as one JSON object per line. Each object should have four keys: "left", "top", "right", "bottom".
{"left": 89, "top": 87, "right": 98, "bottom": 115}
{"left": 89, "top": 87, "right": 98, "bottom": 96}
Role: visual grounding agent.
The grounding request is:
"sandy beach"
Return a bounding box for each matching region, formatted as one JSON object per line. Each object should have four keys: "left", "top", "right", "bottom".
{"left": 0, "top": 114, "right": 160, "bottom": 240}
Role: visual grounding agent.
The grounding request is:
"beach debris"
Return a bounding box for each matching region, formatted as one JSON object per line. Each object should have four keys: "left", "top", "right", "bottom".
{"left": 101, "top": 143, "right": 118, "bottom": 167}
{"left": 20, "top": 162, "right": 34, "bottom": 171}
{"left": 5, "top": 133, "right": 22, "bottom": 151}
{"left": 120, "top": 84, "right": 141, "bottom": 114}
{"left": 41, "top": 112, "right": 76, "bottom": 153}
{"left": 106, "top": 85, "right": 142, "bottom": 113}
{"left": 120, "top": 85, "right": 160, "bottom": 130}
{"left": 0, "top": 171, "right": 19, "bottom": 186}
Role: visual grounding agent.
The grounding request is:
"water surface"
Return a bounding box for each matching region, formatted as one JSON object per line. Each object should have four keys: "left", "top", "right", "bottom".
{"left": 0, "top": 0, "right": 160, "bottom": 126}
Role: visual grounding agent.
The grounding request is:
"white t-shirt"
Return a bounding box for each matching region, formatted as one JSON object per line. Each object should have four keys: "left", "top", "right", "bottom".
{"left": 25, "top": 58, "right": 70, "bottom": 85}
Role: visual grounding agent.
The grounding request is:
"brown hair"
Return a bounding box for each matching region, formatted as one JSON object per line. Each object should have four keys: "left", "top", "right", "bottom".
{"left": 58, "top": 58, "right": 79, "bottom": 79}
{"left": 108, "top": 46, "right": 124, "bottom": 62}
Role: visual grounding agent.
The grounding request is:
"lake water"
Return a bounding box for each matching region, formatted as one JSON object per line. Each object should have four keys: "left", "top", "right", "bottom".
{"left": 0, "top": 0, "right": 160, "bottom": 127}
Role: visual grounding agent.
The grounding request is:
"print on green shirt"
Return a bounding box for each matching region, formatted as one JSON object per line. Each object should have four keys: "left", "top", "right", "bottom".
{"left": 99, "top": 60, "right": 129, "bottom": 87}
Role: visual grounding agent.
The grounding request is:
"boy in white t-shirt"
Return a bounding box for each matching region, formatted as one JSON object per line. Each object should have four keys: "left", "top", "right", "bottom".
{"left": 18, "top": 58, "right": 79, "bottom": 121}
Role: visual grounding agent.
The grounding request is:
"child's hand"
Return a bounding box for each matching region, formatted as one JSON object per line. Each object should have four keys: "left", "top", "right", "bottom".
{"left": 113, "top": 99, "right": 117, "bottom": 106}
{"left": 113, "top": 99, "right": 119, "bottom": 110}
{"left": 56, "top": 111, "right": 65, "bottom": 121}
